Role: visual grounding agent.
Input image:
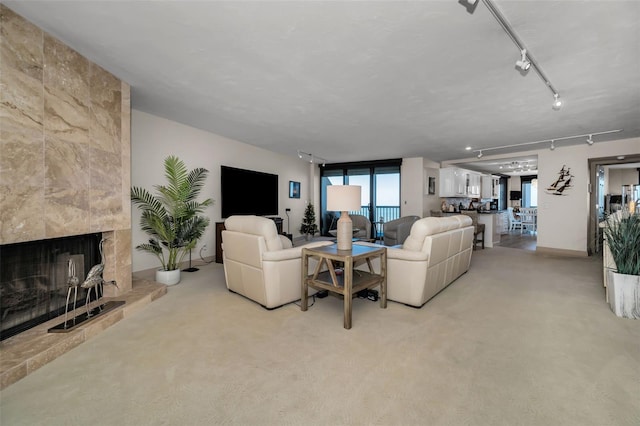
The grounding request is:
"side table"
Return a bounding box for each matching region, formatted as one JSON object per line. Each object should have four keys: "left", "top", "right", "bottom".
{"left": 301, "top": 243, "right": 387, "bottom": 329}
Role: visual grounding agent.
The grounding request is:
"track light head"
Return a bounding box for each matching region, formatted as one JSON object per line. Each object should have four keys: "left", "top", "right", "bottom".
{"left": 477, "top": 150, "right": 483, "bottom": 158}
{"left": 550, "top": 140, "right": 555, "bottom": 151}
{"left": 552, "top": 94, "right": 562, "bottom": 110}
{"left": 458, "top": 0, "right": 479, "bottom": 14}
{"left": 516, "top": 49, "right": 531, "bottom": 71}
{"left": 297, "top": 150, "right": 302, "bottom": 159}
{"left": 587, "top": 134, "right": 594, "bottom": 145}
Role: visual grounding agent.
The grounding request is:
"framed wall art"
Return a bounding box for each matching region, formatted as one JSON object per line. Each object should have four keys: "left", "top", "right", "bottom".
{"left": 428, "top": 177, "right": 436, "bottom": 195}
{"left": 289, "top": 181, "right": 301, "bottom": 199}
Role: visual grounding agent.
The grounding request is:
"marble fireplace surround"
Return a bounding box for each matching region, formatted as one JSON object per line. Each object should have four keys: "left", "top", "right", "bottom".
{"left": 1, "top": 5, "right": 132, "bottom": 298}
{"left": 0, "top": 6, "right": 165, "bottom": 389}
{"left": 0, "top": 4, "right": 131, "bottom": 296}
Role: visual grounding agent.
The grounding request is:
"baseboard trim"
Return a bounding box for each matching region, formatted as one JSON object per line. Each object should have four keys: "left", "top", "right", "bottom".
{"left": 536, "top": 246, "right": 588, "bottom": 258}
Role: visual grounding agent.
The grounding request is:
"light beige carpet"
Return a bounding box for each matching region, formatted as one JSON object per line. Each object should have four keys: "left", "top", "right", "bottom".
{"left": 1, "top": 247, "right": 638, "bottom": 426}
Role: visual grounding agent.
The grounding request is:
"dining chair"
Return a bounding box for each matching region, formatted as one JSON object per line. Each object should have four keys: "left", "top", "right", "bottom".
{"left": 507, "top": 207, "right": 522, "bottom": 231}
{"left": 519, "top": 208, "right": 537, "bottom": 234}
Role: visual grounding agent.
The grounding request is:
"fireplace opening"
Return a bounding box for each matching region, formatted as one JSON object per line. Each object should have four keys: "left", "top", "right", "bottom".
{"left": 0, "top": 233, "right": 102, "bottom": 341}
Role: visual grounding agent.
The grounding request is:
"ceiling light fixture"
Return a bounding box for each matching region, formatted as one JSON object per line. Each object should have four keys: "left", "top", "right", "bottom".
{"left": 477, "top": 150, "right": 483, "bottom": 158}
{"left": 516, "top": 49, "right": 531, "bottom": 71}
{"left": 296, "top": 150, "right": 327, "bottom": 165}
{"left": 471, "top": 129, "right": 622, "bottom": 156}
{"left": 550, "top": 140, "right": 555, "bottom": 151}
{"left": 480, "top": 0, "right": 562, "bottom": 110}
{"left": 586, "top": 134, "right": 594, "bottom": 145}
{"left": 459, "top": 0, "right": 480, "bottom": 14}
{"left": 552, "top": 93, "right": 563, "bottom": 110}
{"left": 493, "top": 160, "right": 538, "bottom": 174}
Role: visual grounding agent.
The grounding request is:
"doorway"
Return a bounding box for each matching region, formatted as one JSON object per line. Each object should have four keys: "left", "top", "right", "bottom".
{"left": 587, "top": 155, "right": 640, "bottom": 255}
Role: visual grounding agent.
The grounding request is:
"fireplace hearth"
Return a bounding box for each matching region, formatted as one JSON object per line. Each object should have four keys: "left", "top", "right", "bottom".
{"left": 48, "top": 300, "right": 125, "bottom": 332}
{"left": 1, "top": 233, "right": 103, "bottom": 340}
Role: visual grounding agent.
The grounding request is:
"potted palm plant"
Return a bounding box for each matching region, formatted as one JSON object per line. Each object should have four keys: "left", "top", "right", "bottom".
{"left": 603, "top": 210, "right": 640, "bottom": 318}
{"left": 131, "top": 156, "right": 213, "bottom": 285}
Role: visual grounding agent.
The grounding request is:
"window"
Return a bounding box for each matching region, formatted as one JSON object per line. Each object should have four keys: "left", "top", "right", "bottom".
{"left": 521, "top": 175, "right": 538, "bottom": 208}
{"left": 320, "top": 160, "right": 401, "bottom": 238}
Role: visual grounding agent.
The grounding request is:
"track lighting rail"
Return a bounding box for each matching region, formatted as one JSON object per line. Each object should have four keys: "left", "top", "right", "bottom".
{"left": 471, "top": 129, "right": 622, "bottom": 157}
{"left": 479, "top": 0, "right": 562, "bottom": 109}
{"left": 297, "top": 150, "right": 326, "bottom": 166}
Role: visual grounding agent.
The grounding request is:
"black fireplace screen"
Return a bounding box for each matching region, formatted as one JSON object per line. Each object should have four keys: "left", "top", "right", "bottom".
{"left": 0, "top": 233, "right": 102, "bottom": 340}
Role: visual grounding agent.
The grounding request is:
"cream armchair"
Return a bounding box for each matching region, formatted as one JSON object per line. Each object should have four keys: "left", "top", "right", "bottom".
{"left": 222, "top": 215, "right": 331, "bottom": 309}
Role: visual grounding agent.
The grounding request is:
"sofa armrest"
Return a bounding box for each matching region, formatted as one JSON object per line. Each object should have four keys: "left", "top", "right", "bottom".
{"left": 353, "top": 242, "right": 428, "bottom": 261}
{"left": 262, "top": 240, "right": 332, "bottom": 261}
{"left": 279, "top": 234, "right": 293, "bottom": 249}
{"left": 387, "top": 247, "right": 429, "bottom": 262}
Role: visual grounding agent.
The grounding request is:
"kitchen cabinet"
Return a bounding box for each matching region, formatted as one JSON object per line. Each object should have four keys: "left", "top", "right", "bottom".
{"left": 495, "top": 211, "right": 509, "bottom": 235}
{"left": 476, "top": 211, "right": 509, "bottom": 248}
{"left": 439, "top": 167, "right": 468, "bottom": 197}
{"left": 439, "top": 168, "right": 486, "bottom": 198}
{"left": 481, "top": 175, "right": 492, "bottom": 199}
{"left": 492, "top": 176, "right": 500, "bottom": 199}
{"left": 482, "top": 175, "right": 500, "bottom": 199}
{"left": 467, "top": 173, "right": 481, "bottom": 198}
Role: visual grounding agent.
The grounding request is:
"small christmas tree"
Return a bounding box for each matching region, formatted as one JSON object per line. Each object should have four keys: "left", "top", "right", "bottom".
{"left": 300, "top": 203, "right": 319, "bottom": 236}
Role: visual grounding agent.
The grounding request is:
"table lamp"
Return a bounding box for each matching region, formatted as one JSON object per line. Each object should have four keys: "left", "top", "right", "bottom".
{"left": 327, "top": 185, "right": 362, "bottom": 250}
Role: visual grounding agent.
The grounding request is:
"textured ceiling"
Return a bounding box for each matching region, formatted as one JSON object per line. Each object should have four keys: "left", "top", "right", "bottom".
{"left": 5, "top": 1, "right": 640, "bottom": 173}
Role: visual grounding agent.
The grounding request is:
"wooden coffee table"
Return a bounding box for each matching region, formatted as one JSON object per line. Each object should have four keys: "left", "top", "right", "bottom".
{"left": 301, "top": 243, "right": 387, "bottom": 329}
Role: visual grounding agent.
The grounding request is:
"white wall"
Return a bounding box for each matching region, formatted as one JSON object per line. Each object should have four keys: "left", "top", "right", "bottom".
{"left": 537, "top": 137, "right": 640, "bottom": 254}
{"left": 400, "top": 157, "right": 424, "bottom": 217}
{"left": 423, "top": 158, "right": 441, "bottom": 216}
{"left": 607, "top": 168, "right": 639, "bottom": 194}
{"left": 131, "top": 110, "right": 314, "bottom": 272}
{"left": 399, "top": 157, "right": 442, "bottom": 217}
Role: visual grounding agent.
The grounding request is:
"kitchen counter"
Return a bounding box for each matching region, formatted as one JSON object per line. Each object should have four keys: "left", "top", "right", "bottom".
{"left": 477, "top": 212, "right": 509, "bottom": 247}
{"left": 435, "top": 210, "right": 508, "bottom": 247}
{"left": 439, "top": 210, "right": 506, "bottom": 215}
{"left": 478, "top": 210, "right": 507, "bottom": 214}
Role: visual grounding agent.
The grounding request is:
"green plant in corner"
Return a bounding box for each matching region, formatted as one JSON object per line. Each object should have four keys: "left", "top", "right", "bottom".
{"left": 131, "top": 156, "right": 213, "bottom": 271}
{"left": 603, "top": 211, "right": 640, "bottom": 276}
{"left": 300, "top": 202, "right": 319, "bottom": 237}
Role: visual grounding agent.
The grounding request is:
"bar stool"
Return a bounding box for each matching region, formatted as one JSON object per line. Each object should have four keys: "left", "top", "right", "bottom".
{"left": 461, "top": 211, "right": 485, "bottom": 250}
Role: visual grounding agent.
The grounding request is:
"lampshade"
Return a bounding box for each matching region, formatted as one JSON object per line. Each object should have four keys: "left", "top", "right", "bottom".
{"left": 327, "top": 185, "right": 361, "bottom": 212}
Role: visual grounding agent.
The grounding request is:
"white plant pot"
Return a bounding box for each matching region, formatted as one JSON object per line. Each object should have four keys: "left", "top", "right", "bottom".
{"left": 155, "top": 268, "right": 181, "bottom": 286}
{"left": 607, "top": 271, "right": 640, "bottom": 319}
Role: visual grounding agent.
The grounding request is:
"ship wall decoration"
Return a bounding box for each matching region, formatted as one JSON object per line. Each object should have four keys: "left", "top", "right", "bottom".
{"left": 546, "top": 165, "right": 573, "bottom": 195}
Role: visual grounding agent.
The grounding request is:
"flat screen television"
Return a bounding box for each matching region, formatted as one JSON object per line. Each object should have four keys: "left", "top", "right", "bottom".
{"left": 221, "top": 166, "right": 278, "bottom": 218}
{"left": 509, "top": 190, "right": 522, "bottom": 200}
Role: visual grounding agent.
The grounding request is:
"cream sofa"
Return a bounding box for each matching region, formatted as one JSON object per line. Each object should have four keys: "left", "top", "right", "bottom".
{"left": 359, "top": 215, "right": 474, "bottom": 308}
{"left": 222, "top": 215, "right": 332, "bottom": 309}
